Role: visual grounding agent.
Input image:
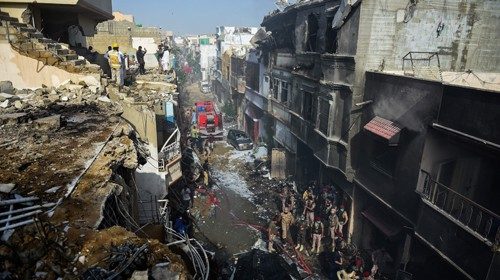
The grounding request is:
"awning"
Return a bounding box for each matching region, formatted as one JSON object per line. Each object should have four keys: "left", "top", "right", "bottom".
{"left": 245, "top": 105, "right": 263, "bottom": 122}
{"left": 364, "top": 116, "right": 402, "bottom": 145}
{"left": 362, "top": 208, "right": 402, "bottom": 237}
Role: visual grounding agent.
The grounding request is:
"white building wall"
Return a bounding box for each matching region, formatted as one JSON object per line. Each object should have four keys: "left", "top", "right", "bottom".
{"left": 200, "top": 44, "right": 217, "bottom": 82}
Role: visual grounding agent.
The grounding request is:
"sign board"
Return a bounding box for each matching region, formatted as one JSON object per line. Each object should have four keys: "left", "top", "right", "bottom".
{"left": 271, "top": 148, "right": 286, "bottom": 179}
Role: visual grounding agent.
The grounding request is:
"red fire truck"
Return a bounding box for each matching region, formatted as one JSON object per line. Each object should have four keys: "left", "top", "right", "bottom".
{"left": 192, "top": 101, "right": 223, "bottom": 139}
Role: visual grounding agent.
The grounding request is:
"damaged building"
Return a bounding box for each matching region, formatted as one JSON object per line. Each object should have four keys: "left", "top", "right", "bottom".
{"left": 0, "top": 0, "right": 113, "bottom": 48}
{"left": 249, "top": 0, "right": 500, "bottom": 279}
{"left": 0, "top": 1, "right": 202, "bottom": 278}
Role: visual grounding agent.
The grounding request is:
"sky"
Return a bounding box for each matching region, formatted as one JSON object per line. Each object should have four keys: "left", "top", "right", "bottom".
{"left": 112, "top": 0, "right": 278, "bottom": 36}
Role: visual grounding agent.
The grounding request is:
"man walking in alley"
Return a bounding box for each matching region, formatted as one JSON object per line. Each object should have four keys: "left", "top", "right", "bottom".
{"left": 136, "top": 46, "right": 147, "bottom": 75}
{"left": 329, "top": 206, "right": 340, "bottom": 250}
{"left": 108, "top": 43, "right": 125, "bottom": 91}
{"left": 338, "top": 205, "right": 349, "bottom": 238}
{"left": 311, "top": 217, "right": 324, "bottom": 254}
{"left": 281, "top": 207, "right": 294, "bottom": 241}
{"left": 303, "top": 195, "right": 316, "bottom": 227}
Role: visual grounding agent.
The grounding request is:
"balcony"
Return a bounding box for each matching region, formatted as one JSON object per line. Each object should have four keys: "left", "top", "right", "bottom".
{"left": 418, "top": 170, "right": 500, "bottom": 247}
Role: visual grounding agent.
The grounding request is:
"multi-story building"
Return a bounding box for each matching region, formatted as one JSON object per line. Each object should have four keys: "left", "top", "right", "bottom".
{"left": 199, "top": 35, "right": 217, "bottom": 83}
{"left": 0, "top": 0, "right": 113, "bottom": 46}
{"left": 252, "top": 0, "right": 500, "bottom": 278}
{"left": 213, "top": 26, "right": 257, "bottom": 115}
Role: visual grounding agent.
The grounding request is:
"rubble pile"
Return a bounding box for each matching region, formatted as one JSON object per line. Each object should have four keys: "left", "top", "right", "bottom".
{"left": 0, "top": 78, "right": 117, "bottom": 115}
{"left": 106, "top": 78, "right": 178, "bottom": 108}
{"left": 0, "top": 81, "right": 190, "bottom": 279}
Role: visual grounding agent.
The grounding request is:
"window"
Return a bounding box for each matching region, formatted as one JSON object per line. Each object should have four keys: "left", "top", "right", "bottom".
{"left": 318, "top": 98, "right": 330, "bottom": 135}
{"left": 325, "top": 16, "right": 338, "bottom": 53}
{"left": 281, "top": 81, "right": 289, "bottom": 103}
{"left": 246, "top": 62, "right": 260, "bottom": 91}
{"left": 303, "top": 91, "right": 317, "bottom": 123}
{"left": 273, "top": 78, "right": 280, "bottom": 100}
{"left": 306, "top": 14, "right": 319, "bottom": 52}
{"left": 370, "top": 139, "right": 399, "bottom": 177}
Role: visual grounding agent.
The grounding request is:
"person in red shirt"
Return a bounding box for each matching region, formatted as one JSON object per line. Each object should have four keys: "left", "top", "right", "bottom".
{"left": 207, "top": 191, "right": 220, "bottom": 219}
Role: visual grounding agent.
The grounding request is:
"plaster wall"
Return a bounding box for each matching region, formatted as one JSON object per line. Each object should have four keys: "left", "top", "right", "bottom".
{"left": 0, "top": 42, "right": 98, "bottom": 89}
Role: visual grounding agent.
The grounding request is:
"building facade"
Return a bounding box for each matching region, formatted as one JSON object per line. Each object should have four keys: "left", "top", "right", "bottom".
{"left": 0, "top": 0, "right": 113, "bottom": 46}
{"left": 251, "top": 0, "right": 500, "bottom": 279}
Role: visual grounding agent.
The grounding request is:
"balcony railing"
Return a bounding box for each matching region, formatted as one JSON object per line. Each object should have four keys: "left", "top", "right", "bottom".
{"left": 158, "top": 128, "right": 181, "bottom": 172}
{"left": 418, "top": 170, "right": 500, "bottom": 246}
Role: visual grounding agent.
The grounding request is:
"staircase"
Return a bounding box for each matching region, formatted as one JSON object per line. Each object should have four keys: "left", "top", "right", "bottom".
{"left": 0, "top": 9, "right": 98, "bottom": 74}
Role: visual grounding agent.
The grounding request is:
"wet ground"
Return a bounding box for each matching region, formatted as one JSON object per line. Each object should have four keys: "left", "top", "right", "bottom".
{"left": 181, "top": 84, "right": 275, "bottom": 255}
{"left": 180, "top": 83, "right": 324, "bottom": 278}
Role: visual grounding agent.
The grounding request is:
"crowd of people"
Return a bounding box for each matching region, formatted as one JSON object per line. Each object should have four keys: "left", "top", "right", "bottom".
{"left": 267, "top": 182, "right": 384, "bottom": 279}
{"left": 81, "top": 42, "right": 173, "bottom": 92}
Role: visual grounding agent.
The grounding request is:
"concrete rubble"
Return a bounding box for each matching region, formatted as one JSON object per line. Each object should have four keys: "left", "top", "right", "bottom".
{"left": 0, "top": 78, "right": 190, "bottom": 279}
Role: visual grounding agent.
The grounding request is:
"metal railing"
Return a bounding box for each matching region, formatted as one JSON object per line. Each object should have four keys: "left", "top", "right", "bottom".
{"left": 418, "top": 170, "right": 500, "bottom": 246}
{"left": 158, "top": 128, "right": 181, "bottom": 172}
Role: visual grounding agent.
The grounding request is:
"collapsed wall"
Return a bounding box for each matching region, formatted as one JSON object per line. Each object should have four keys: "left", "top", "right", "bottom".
{"left": 0, "top": 79, "right": 190, "bottom": 279}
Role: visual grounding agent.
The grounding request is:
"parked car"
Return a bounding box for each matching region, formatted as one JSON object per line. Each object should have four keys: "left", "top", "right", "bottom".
{"left": 227, "top": 129, "right": 253, "bottom": 150}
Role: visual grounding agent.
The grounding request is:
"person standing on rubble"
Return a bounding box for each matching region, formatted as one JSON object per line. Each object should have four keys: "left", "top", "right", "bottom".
{"left": 203, "top": 159, "right": 210, "bottom": 187}
{"left": 311, "top": 216, "right": 324, "bottom": 254}
{"left": 338, "top": 204, "right": 349, "bottom": 238}
{"left": 329, "top": 206, "right": 340, "bottom": 250}
{"left": 281, "top": 207, "right": 294, "bottom": 242}
{"left": 294, "top": 219, "right": 306, "bottom": 252}
{"left": 161, "top": 45, "right": 171, "bottom": 73}
{"left": 268, "top": 215, "right": 279, "bottom": 253}
{"left": 155, "top": 44, "right": 164, "bottom": 72}
{"left": 136, "top": 46, "right": 147, "bottom": 75}
{"left": 108, "top": 43, "right": 125, "bottom": 91}
{"left": 303, "top": 195, "right": 316, "bottom": 227}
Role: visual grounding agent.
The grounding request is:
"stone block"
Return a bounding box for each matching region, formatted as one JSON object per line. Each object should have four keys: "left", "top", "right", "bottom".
{"left": 13, "top": 100, "right": 25, "bottom": 109}
{"left": 0, "top": 81, "right": 14, "bottom": 94}
{"left": 130, "top": 270, "right": 148, "bottom": 280}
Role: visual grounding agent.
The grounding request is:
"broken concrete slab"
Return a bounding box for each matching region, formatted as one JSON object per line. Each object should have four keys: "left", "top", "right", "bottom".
{"left": 13, "top": 100, "right": 25, "bottom": 110}
{"left": 0, "top": 100, "right": 9, "bottom": 108}
{"left": 151, "top": 263, "right": 180, "bottom": 280}
{"left": 130, "top": 270, "right": 148, "bottom": 280}
{"left": 78, "top": 76, "right": 100, "bottom": 87}
{"left": 33, "top": 115, "right": 61, "bottom": 132}
{"left": 0, "top": 93, "right": 15, "bottom": 102}
{"left": 0, "top": 112, "right": 28, "bottom": 125}
{"left": 97, "top": 96, "right": 111, "bottom": 103}
{"left": 66, "top": 84, "right": 83, "bottom": 92}
{"left": 0, "top": 81, "right": 14, "bottom": 94}
{"left": 0, "top": 183, "right": 15, "bottom": 193}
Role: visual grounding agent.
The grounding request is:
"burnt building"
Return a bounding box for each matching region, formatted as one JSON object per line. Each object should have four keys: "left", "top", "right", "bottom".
{"left": 253, "top": 0, "right": 500, "bottom": 278}
{"left": 354, "top": 71, "right": 499, "bottom": 279}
